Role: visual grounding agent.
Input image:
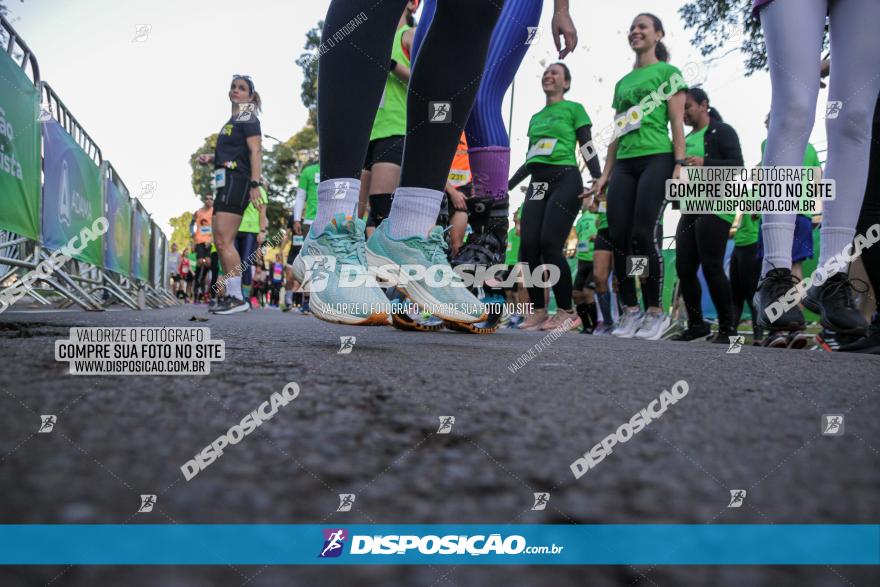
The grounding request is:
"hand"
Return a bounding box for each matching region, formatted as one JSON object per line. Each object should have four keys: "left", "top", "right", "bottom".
{"left": 293, "top": 221, "right": 302, "bottom": 236}
{"left": 685, "top": 156, "right": 703, "bottom": 167}
{"left": 249, "top": 186, "right": 262, "bottom": 206}
{"left": 551, "top": 9, "right": 578, "bottom": 59}
{"left": 197, "top": 154, "right": 213, "bottom": 166}
{"left": 672, "top": 164, "right": 682, "bottom": 181}
{"left": 589, "top": 175, "right": 609, "bottom": 199}
{"left": 448, "top": 187, "right": 467, "bottom": 212}
{"left": 257, "top": 230, "right": 266, "bottom": 246}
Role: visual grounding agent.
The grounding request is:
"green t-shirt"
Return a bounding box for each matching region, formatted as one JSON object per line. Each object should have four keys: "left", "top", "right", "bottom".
{"left": 686, "top": 125, "right": 734, "bottom": 224}
{"left": 505, "top": 227, "right": 520, "bottom": 266}
{"left": 370, "top": 25, "right": 411, "bottom": 141}
{"left": 735, "top": 214, "right": 760, "bottom": 247}
{"left": 239, "top": 186, "right": 268, "bottom": 233}
{"left": 612, "top": 61, "right": 687, "bottom": 160}
{"left": 574, "top": 211, "right": 598, "bottom": 261}
{"left": 298, "top": 163, "right": 320, "bottom": 221}
{"left": 760, "top": 139, "right": 821, "bottom": 218}
{"left": 525, "top": 100, "right": 591, "bottom": 166}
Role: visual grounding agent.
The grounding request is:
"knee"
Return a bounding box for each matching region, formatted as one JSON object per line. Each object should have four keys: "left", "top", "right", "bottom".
{"left": 771, "top": 96, "right": 816, "bottom": 139}
{"left": 829, "top": 103, "right": 874, "bottom": 146}
{"left": 631, "top": 227, "right": 656, "bottom": 252}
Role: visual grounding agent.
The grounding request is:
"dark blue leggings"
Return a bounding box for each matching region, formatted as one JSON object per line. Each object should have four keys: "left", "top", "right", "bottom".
{"left": 234, "top": 232, "right": 258, "bottom": 286}
{"left": 412, "top": 0, "right": 542, "bottom": 148}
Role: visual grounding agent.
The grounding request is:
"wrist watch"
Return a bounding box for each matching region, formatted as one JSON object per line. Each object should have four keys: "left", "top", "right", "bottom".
{"left": 249, "top": 180, "right": 260, "bottom": 188}
{"left": 675, "top": 159, "right": 687, "bottom": 166}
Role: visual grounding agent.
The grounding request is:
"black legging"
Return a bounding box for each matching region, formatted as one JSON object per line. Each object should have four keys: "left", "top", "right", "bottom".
{"left": 855, "top": 94, "right": 880, "bottom": 312}
{"left": 675, "top": 214, "right": 734, "bottom": 329}
{"left": 730, "top": 242, "right": 762, "bottom": 329}
{"left": 520, "top": 164, "right": 583, "bottom": 311}
{"left": 318, "top": 0, "right": 504, "bottom": 189}
{"left": 606, "top": 153, "right": 674, "bottom": 309}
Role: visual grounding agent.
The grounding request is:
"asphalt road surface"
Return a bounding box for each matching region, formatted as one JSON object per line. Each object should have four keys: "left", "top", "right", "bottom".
{"left": 0, "top": 305, "right": 878, "bottom": 587}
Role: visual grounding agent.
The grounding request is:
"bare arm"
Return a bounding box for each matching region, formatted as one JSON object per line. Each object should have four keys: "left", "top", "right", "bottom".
{"left": 668, "top": 92, "right": 686, "bottom": 179}
{"left": 246, "top": 135, "right": 262, "bottom": 205}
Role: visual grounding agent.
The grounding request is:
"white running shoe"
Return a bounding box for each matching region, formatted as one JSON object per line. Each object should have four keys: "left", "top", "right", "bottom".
{"left": 633, "top": 311, "right": 671, "bottom": 340}
{"left": 612, "top": 309, "right": 644, "bottom": 338}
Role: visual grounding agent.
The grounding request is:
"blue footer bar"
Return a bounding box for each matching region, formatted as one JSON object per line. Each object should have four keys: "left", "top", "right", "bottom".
{"left": 0, "top": 525, "right": 877, "bottom": 565}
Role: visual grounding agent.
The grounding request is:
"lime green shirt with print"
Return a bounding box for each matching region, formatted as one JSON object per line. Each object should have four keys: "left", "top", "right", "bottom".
{"left": 298, "top": 163, "right": 320, "bottom": 222}
{"left": 370, "top": 25, "right": 411, "bottom": 141}
{"left": 525, "top": 100, "right": 591, "bottom": 166}
{"left": 505, "top": 228, "right": 520, "bottom": 266}
{"left": 239, "top": 186, "right": 268, "bottom": 234}
{"left": 612, "top": 61, "right": 687, "bottom": 160}
{"left": 574, "top": 211, "right": 598, "bottom": 261}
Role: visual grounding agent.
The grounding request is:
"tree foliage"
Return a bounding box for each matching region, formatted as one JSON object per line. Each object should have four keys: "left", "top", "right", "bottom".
{"left": 189, "top": 133, "right": 217, "bottom": 198}
{"left": 168, "top": 211, "right": 193, "bottom": 252}
{"left": 293, "top": 21, "right": 322, "bottom": 129}
{"left": 679, "top": 0, "right": 828, "bottom": 76}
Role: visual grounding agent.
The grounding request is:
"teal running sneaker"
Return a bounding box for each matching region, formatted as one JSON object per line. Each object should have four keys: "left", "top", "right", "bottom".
{"left": 292, "top": 213, "right": 390, "bottom": 326}
{"left": 365, "top": 219, "right": 486, "bottom": 324}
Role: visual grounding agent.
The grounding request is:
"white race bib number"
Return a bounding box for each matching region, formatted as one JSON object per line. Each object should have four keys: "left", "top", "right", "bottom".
{"left": 577, "top": 242, "right": 589, "bottom": 252}
{"left": 447, "top": 169, "right": 471, "bottom": 187}
{"left": 314, "top": 173, "right": 320, "bottom": 183}
{"left": 598, "top": 201, "right": 607, "bottom": 213}
{"left": 527, "top": 138, "right": 558, "bottom": 159}
{"left": 213, "top": 168, "right": 226, "bottom": 188}
{"left": 614, "top": 105, "right": 643, "bottom": 138}
{"left": 199, "top": 226, "right": 212, "bottom": 235}
{"left": 293, "top": 235, "right": 304, "bottom": 246}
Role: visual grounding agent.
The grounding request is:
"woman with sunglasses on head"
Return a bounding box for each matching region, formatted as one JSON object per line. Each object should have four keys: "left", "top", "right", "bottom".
{"left": 197, "top": 74, "right": 263, "bottom": 315}
{"left": 591, "top": 13, "right": 687, "bottom": 341}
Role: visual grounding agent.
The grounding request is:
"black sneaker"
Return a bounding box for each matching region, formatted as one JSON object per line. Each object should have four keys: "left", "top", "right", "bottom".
{"left": 753, "top": 268, "right": 805, "bottom": 331}
{"left": 785, "top": 330, "right": 811, "bottom": 350}
{"left": 669, "top": 322, "right": 711, "bottom": 341}
{"left": 813, "top": 328, "right": 859, "bottom": 352}
{"left": 803, "top": 274, "right": 868, "bottom": 335}
{"left": 709, "top": 327, "right": 738, "bottom": 344}
{"left": 213, "top": 295, "right": 250, "bottom": 315}
{"left": 838, "top": 314, "right": 880, "bottom": 354}
{"left": 762, "top": 331, "right": 789, "bottom": 349}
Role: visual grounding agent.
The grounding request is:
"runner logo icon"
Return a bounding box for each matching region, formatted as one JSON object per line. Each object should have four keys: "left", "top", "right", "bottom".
{"left": 531, "top": 492, "right": 549, "bottom": 511}
{"left": 529, "top": 182, "right": 548, "bottom": 201}
{"left": 727, "top": 335, "right": 744, "bottom": 354}
{"left": 338, "top": 336, "right": 356, "bottom": 354}
{"left": 525, "top": 27, "right": 540, "bottom": 45}
{"left": 822, "top": 414, "right": 844, "bottom": 436}
{"left": 437, "top": 416, "right": 455, "bottom": 434}
{"left": 825, "top": 101, "right": 843, "bottom": 119}
{"left": 337, "top": 494, "right": 356, "bottom": 512}
{"left": 138, "top": 494, "right": 157, "bottom": 513}
{"left": 38, "top": 415, "right": 57, "bottom": 433}
{"left": 727, "top": 489, "right": 746, "bottom": 508}
{"left": 429, "top": 102, "right": 452, "bottom": 123}
{"left": 319, "top": 528, "right": 348, "bottom": 558}
{"left": 626, "top": 255, "right": 648, "bottom": 277}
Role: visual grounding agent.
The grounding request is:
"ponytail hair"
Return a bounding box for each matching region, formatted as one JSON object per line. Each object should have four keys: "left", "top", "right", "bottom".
{"left": 687, "top": 87, "right": 723, "bottom": 122}
{"left": 637, "top": 13, "right": 669, "bottom": 62}
{"left": 251, "top": 91, "right": 263, "bottom": 114}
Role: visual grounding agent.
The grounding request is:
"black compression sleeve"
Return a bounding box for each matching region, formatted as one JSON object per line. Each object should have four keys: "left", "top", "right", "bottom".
{"left": 508, "top": 164, "right": 529, "bottom": 190}
{"left": 576, "top": 125, "right": 602, "bottom": 179}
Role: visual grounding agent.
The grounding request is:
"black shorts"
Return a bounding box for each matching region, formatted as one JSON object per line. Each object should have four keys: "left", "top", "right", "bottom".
{"left": 287, "top": 223, "right": 311, "bottom": 264}
{"left": 594, "top": 228, "right": 613, "bottom": 252}
{"left": 214, "top": 169, "right": 251, "bottom": 216}
{"left": 363, "top": 135, "right": 405, "bottom": 170}
{"left": 184, "top": 273, "right": 194, "bottom": 283}
{"left": 171, "top": 273, "right": 181, "bottom": 283}
{"left": 195, "top": 243, "right": 211, "bottom": 259}
{"left": 573, "top": 260, "right": 594, "bottom": 290}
